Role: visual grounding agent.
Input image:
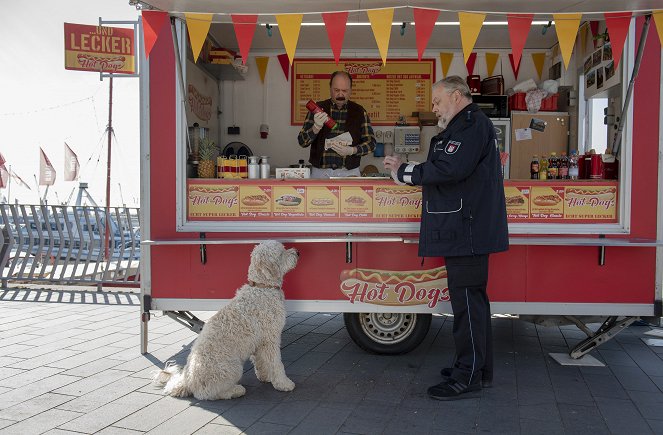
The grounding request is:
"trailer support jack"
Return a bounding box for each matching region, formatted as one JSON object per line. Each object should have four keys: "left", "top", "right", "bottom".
{"left": 165, "top": 311, "right": 206, "bottom": 334}
{"left": 567, "top": 316, "right": 637, "bottom": 359}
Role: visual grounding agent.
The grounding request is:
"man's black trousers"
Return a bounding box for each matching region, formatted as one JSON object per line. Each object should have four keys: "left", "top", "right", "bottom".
{"left": 444, "top": 254, "right": 493, "bottom": 387}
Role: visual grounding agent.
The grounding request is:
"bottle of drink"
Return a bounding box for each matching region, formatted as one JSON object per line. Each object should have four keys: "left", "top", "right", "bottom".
{"left": 559, "top": 152, "right": 569, "bottom": 179}
{"left": 305, "top": 100, "right": 337, "bottom": 129}
{"left": 569, "top": 150, "right": 579, "bottom": 180}
{"left": 530, "top": 155, "right": 540, "bottom": 179}
{"left": 539, "top": 154, "right": 548, "bottom": 180}
{"left": 548, "top": 152, "right": 558, "bottom": 180}
{"left": 259, "top": 156, "right": 270, "bottom": 179}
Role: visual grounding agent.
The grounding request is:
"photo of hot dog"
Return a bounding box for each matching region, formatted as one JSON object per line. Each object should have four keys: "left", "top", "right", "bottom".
{"left": 310, "top": 198, "right": 333, "bottom": 206}
{"left": 340, "top": 266, "right": 447, "bottom": 284}
{"left": 566, "top": 186, "right": 616, "bottom": 201}
{"left": 532, "top": 194, "right": 562, "bottom": 207}
{"left": 241, "top": 194, "right": 269, "bottom": 206}
{"left": 376, "top": 186, "right": 421, "bottom": 196}
{"left": 275, "top": 194, "right": 302, "bottom": 206}
{"left": 505, "top": 195, "right": 525, "bottom": 206}
{"left": 345, "top": 195, "right": 366, "bottom": 206}
{"left": 188, "top": 185, "right": 238, "bottom": 200}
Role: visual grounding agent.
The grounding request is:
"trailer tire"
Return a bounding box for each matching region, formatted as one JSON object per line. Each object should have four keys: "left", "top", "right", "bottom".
{"left": 343, "top": 312, "right": 431, "bottom": 355}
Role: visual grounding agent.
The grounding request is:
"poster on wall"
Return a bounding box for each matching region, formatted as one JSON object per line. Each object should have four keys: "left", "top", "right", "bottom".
{"left": 291, "top": 58, "right": 435, "bottom": 126}
{"left": 583, "top": 43, "right": 620, "bottom": 98}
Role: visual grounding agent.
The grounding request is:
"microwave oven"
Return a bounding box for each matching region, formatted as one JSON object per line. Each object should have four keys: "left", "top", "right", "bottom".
{"left": 472, "top": 95, "right": 508, "bottom": 118}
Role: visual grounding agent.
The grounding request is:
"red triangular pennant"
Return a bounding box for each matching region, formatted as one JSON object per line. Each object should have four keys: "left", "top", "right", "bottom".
{"left": 590, "top": 21, "right": 600, "bottom": 47}
{"left": 508, "top": 54, "right": 522, "bottom": 79}
{"left": 604, "top": 12, "right": 632, "bottom": 68}
{"left": 413, "top": 8, "right": 439, "bottom": 61}
{"left": 465, "top": 52, "right": 477, "bottom": 75}
{"left": 507, "top": 14, "right": 533, "bottom": 72}
{"left": 322, "top": 12, "right": 348, "bottom": 65}
{"left": 231, "top": 15, "right": 258, "bottom": 65}
{"left": 142, "top": 11, "right": 169, "bottom": 59}
{"left": 277, "top": 53, "right": 290, "bottom": 80}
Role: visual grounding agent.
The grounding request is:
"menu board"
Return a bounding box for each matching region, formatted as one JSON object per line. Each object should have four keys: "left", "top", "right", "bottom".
{"left": 291, "top": 58, "right": 435, "bottom": 126}
{"left": 188, "top": 181, "right": 618, "bottom": 224}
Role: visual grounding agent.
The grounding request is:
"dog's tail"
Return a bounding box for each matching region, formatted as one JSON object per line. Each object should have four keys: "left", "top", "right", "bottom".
{"left": 151, "top": 361, "right": 191, "bottom": 397}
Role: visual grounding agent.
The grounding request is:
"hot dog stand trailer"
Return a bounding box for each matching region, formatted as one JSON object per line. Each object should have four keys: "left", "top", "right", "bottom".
{"left": 138, "top": 1, "right": 663, "bottom": 360}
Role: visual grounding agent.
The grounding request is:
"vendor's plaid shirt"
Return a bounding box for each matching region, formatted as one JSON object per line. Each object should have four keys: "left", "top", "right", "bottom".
{"left": 297, "top": 102, "right": 376, "bottom": 169}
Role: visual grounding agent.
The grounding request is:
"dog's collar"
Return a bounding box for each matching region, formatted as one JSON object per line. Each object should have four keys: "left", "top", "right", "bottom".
{"left": 248, "top": 280, "right": 281, "bottom": 290}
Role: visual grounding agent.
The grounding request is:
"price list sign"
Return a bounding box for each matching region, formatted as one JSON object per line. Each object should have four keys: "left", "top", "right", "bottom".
{"left": 291, "top": 59, "right": 435, "bottom": 126}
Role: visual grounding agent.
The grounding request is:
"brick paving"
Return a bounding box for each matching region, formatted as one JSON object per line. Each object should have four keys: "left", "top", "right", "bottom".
{"left": 1, "top": 287, "right": 662, "bottom": 434}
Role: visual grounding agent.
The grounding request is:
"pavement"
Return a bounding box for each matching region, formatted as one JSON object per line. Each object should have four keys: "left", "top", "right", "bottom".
{"left": 1, "top": 286, "right": 663, "bottom": 435}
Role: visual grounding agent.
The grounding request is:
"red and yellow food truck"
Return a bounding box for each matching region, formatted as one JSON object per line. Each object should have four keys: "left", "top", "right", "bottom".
{"left": 137, "top": 1, "right": 663, "bottom": 359}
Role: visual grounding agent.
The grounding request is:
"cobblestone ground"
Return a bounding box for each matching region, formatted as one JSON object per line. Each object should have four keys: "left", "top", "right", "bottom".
{"left": 0, "top": 287, "right": 662, "bottom": 434}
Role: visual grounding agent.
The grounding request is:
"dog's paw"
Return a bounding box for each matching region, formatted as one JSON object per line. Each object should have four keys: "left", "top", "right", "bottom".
{"left": 273, "top": 377, "right": 295, "bottom": 392}
{"left": 231, "top": 384, "right": 246, "bottom": 398}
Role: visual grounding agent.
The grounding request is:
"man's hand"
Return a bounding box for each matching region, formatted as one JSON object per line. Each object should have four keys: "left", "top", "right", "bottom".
{"left": 313, "top": 111, "right": 329, "bottom": 129}
{"left": 383, "top": 155, "right": 403, "bottom": 172}
{"left": 330, "top": 143, "right": 355, "bottom": 156}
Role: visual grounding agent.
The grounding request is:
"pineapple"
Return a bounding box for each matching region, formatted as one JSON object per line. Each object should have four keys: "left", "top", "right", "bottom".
{"left": 197, "top": 137, "right": 217, "bottom": 178}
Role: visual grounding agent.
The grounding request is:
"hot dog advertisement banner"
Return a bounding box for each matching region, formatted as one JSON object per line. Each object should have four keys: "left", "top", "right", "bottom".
{"left": 187, "top": 181, "right": 617, "bottom": 223}
{"left": 340, "top": 266, "right": 449, "bottom": 308}
{"left": 64, "top": 23, "right": 135, "bottom": 74}
{"left": 291, "top": 58, "right": 434, "bottom": 126}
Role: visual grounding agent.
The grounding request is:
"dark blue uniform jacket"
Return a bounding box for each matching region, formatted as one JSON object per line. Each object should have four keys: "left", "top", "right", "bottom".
{"left": 397, "top": 103, "right": 509, "bottom": 257}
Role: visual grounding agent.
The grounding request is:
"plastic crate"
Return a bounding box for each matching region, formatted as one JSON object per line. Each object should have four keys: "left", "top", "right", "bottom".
{"left": 509, "top": 92, "right": 558, "bottom": 112}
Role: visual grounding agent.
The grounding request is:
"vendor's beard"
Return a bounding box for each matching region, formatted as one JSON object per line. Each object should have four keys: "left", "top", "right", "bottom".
{"left": 437, "top": 118, "right": 447, "bottom": 129}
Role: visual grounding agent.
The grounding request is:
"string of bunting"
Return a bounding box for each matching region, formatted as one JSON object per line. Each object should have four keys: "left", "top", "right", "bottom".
{"left": 141, "top": 7, "right": 663, "bottom": 80}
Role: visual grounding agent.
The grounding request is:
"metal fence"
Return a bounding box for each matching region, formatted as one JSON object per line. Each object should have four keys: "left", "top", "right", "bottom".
{"left": 1, "top": 204, "right": 140, "bottom": 287}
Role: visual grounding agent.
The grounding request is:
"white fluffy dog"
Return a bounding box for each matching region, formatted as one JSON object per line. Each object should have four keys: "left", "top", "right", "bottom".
{"left": 153, "top": 240, "right": 298, "bottom": 400}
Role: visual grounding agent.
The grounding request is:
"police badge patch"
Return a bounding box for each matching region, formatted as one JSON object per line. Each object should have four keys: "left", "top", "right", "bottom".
{"left": 444, "top": 140, "right": 462, "bottom": 154}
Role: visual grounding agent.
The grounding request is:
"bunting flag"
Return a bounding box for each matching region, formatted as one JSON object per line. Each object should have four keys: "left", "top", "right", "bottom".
{"left": 439, "top": 52, "right": 454, "bottom": 77}
{"left": 466, "top": 52, "right": 477, "bottom": 75}
{"left": 0, "top": 152, "right": 7, "bottom": 189}
{"left": 141, "top": 10, "right": 169, "bottom": 59}
{"left": 322, "top": 12, "right": 349, "bottom": 65}
{"left": 275, "top": 14, "right": 303, "bottom": 65}
{"left": 553, "top": 13, "right": 582, "bottom": 69}
{"left": 579, "top": 24, "right": 589, "bottom": 56}
{"left": 10, "top": 169, "right": 31, "bottom": 190}
{"left": 590, "top": 21, "right": 600, "bottom": 47}
{"left": 64, "top": 143, "right": 80, "bottom": 182}
{"left": 185, "top": 13, "right": 213, "bottom": 62}
{"left": 604, "top": 12, "right": 632, "bottom": 67}
{"left": 507, "top": 14, "right": 533, "bottom": 71}
{"left": 255, "top": 57, "right": 269, "bottom": 83}
{"left": 531, "top": 52, "right": 546, "bottom": 79}
{"left": 277, "top": 53, "right": 290, "bottom": 80}
{"left": 39, "top": 148, "right": 56, "bottom": 186}
{"left": 458, "top": 12, "right": 485, "bottom": 63}
{"left": 367, "top": 8, "right": 394, "bottom": 65}
{"left": 413, "top": 8, "right": 439, "bottom": 61}
{"left": 485, "top": 52, "right": 499, "bottom": 76}
{"left": 655, "top": 11, "right": 663, "bottom": 45}
{"left": 508, "top": 53, "right": 521, "bottom": 79}
{"left": 231, "top": 15, "right": 258, "bottom": 65}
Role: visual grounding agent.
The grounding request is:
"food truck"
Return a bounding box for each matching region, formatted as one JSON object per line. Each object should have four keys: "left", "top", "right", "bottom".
{"left": 137, "top": 0, "right": 663, "bottom": 359}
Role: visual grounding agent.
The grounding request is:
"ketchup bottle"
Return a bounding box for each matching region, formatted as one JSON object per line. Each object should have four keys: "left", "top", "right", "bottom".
{"left": 306, "top": 100, "right": 337, "bottom": 129}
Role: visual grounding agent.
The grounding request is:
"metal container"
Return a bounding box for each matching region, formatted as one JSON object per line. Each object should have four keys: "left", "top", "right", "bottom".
{"left": 259, "top": 156, "right": 270, "bottom": 179}
{"left": 248, "top": 156, "right": 260, "bottom": 179}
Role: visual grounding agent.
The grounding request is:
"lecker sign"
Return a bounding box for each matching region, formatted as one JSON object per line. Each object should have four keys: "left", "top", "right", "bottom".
{"left": 64, "top": 23, "right": 135, "bottom": 74}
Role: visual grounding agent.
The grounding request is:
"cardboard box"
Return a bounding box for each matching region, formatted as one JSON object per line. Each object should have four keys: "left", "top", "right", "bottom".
{"left": 275, "top": 168, "right": 311, "bottom": 179}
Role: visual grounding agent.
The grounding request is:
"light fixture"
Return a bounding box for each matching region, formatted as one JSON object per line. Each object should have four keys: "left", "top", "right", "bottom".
{"left": 265, "top": 23, "right": 272, "bottom": 37}
{"left": 542, "top": 21, "right": 553, "bottom": 35}
{"left": 400, "top": 22, "right": 407, "bottom": 36}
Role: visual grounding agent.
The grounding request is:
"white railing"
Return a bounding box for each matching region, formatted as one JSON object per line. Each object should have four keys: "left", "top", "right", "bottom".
{"left": 0, "top": 204, "right": 140, "bottom": 287}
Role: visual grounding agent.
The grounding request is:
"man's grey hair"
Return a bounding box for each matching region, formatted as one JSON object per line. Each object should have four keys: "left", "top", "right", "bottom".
{"left": 433, "top": 76, "right": 472, "bottom": 100}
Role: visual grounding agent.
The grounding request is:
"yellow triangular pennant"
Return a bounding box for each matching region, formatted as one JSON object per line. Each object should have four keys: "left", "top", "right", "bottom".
{"left": 654, "top": 11, "right": 663, "bottom": 46}
{"left": 256, "top": 57, "right": 269, "bottom": 83}
{"left": 458, "top": 12, "right": 486, "bottom": 63}
{"left": 367, "top": 8, "right": 394, "bottom": 65}
{"left": 439, "top": 52, "right": 454, "bottom": 77}
{"left": 531, "top": 52, "right": 546, "bottom": 79}
{"left": 553, "top": 13, "right": 582, "bottom": 69}
{"left": 185, "top": 13, "right": 213, "bottom": 62}
{"left": 485, "top": 53, "right": 499, "bottom": 77}
{"left": 275, "top": 14, "right": 303, "bottom": 65}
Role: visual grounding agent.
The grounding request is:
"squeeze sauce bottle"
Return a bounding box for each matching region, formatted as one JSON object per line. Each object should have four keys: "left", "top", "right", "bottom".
{"left": 306, "top": 100, "right": 337, "bottom": 129}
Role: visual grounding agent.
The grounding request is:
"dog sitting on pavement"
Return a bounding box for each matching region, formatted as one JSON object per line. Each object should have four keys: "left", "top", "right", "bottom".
{"left": 152, "top": 240, "right": 299, "bottom": 400}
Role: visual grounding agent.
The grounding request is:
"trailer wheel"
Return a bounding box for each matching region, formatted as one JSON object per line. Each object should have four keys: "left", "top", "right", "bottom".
{"left": 343, "top": 312, "right": 431, "bottom": 355}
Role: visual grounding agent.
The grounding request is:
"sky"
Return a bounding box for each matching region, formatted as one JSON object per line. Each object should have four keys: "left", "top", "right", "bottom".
{"left": 0, "top": 1, "right": 140, "bottom": 206}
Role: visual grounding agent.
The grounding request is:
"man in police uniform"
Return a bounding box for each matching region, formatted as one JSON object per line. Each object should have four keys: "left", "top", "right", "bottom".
{"left": 384, "top": 76, "right": 508, "bottom": 400}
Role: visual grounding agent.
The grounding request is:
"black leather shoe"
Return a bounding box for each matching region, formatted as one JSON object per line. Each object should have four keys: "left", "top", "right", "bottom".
{"left": 440, "top": 367, "right": 492, "bottom": 388}
{"left": 427, "top": 379, "right": 482, "bottom": 401}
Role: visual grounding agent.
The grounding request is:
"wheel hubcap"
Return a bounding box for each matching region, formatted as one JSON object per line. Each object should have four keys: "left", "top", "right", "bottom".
{"left": 358, "top": 313, "right": 417, "bottom": 345}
